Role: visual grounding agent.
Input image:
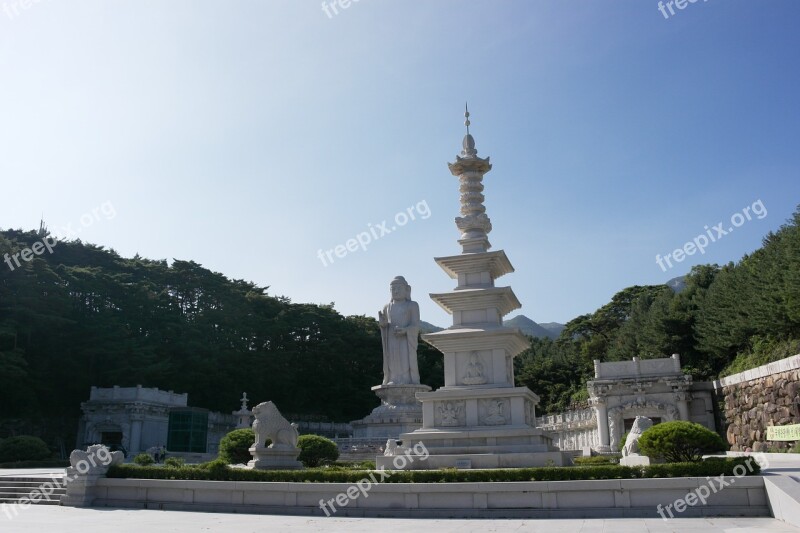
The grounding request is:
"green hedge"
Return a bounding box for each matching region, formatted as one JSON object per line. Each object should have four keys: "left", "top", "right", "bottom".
{"left": 107, "top": 457, "right": 758, "bottom": 483}
{"left": 133, "top": 453, "right": 155, "bottom": 466}
{"left": 641, "top": 459, "right": 757, "bottom": 478}
{"left": 573, "top": 456, "right": 618, "bottom": 466}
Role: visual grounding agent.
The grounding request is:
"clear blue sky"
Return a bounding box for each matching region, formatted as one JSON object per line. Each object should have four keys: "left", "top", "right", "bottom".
{"left": 1, "top": 1, "right": 798, "bottom": 326}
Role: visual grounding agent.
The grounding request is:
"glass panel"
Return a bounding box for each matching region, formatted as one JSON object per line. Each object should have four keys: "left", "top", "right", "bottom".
{"left": 167, "top": 409, "right": 208, "bottom": 453}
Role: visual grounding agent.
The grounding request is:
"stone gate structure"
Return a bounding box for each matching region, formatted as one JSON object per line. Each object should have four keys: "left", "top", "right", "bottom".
{"left": 537, "top": 354, "right": 715, "bottom": 453}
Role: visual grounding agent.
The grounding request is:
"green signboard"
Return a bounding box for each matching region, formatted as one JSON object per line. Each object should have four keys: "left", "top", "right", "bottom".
{"left": 766, "top": 424, "right": 800, "bottom": 441}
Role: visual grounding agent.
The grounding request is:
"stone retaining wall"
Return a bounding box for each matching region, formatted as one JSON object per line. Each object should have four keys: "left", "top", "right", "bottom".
{"left": 89, "top": 476, "right": 769, "bottom": 518}
{"left": 715, "top": 354, "right": 800, "bottom": 451}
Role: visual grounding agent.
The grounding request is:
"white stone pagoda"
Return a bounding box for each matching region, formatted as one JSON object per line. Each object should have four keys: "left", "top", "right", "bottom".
{"left": 377, "top": 107, "right": 570, "bottom": 469}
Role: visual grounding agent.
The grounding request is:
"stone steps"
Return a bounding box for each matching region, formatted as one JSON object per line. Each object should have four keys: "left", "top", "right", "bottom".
{"left": 0, "top": 476, "right": 67, "bottom": 505}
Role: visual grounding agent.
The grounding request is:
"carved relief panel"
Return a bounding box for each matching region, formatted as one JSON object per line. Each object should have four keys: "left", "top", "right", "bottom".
{"left": 461, "top": 351, "right": 489, "bottom": 385}
{"left": 434, "top": 400, "right": 466, "bottom": 427}
{"left": 479, "top": 398, "right": 508, "bottom": 426}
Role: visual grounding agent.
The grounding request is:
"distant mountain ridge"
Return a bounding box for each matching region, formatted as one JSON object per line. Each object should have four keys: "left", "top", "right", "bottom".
{"left": 538, "top": 322, "right": 567, "bottom": 338}
{"left": 666, "top": 275, "right": 686, "bottom": 293}
{"left": 505, "top": 315, "right": 564, "bottom": 340}
{"left": 419, "top": 321, "right": 443, "bottom": 334}
{"left": 420, "top": 316, "right": 564, "bottom": 340}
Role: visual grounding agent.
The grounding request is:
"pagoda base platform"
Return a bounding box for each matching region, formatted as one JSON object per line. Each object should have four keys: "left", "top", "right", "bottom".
{"left": 351, "top": 416, "right": 424, "bottom": 440}
{"left": 351, "top": 383, "right": 430, "bottom": 439}
{"left": 247, "top": 447, "right": 303, "bottom": 470}
{"left": 376, "top": 426, "right": 573, "bottom": 469}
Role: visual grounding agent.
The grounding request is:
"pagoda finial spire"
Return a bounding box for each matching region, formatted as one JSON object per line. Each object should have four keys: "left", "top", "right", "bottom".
{"left": 448, "top": 105, "right": 493, "bottom": 253}
{"left": 460, "top": 103, "right": 478, "bottom": 158}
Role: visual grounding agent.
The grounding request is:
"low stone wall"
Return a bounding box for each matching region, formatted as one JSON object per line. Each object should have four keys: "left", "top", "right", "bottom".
{"left": 88, "top": 476, "right": 769, "bottom": 518}
{"left": 715, "top": 354, "right": 800, "bottom": 451}
{"left": 295, "top": 421, "right": 353, "bottom": 438}
{"left": 536, "top": 408, "right": 598, "bottom": 452}
{"left": 333, "top": 438, "right": 385, "bottom": 462}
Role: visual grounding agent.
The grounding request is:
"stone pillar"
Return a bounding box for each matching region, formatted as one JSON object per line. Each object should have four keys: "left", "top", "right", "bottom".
{"left": 593, "top": 399, "right": 610, "bottom": 452}
{"left": 676, "top": 392, "right": 690, "bottom": 421}
{"left": 129, "top": 414, "right": 143, "bottom": 454}
{"left": 672, "top": 353, "right": 682, "bottom": 373}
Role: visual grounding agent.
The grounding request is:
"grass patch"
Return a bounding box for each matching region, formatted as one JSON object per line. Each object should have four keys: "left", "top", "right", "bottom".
{"left": 107, "top": 457, "right": 758, "bottom": 483}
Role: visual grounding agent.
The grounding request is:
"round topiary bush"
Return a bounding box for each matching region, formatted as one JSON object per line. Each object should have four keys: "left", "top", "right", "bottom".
{"left": 133, "top": 453, "right": 155, "bottom": 466}
{"left": 297, "top": 434, "right": 339, "bottom": 467}
{"left": 164, "top": 456, "right": 185, "bottom": 468}
{"left": 218, "top": 428, "right": 256, "bottom": 465}
{"left": 199, "top": 457, "right": 229, "bottom": 473}
{"left": 0, "top": 435, "right": 51, "bottom": 463}
{"left": 637, "top": 420, "right": 726, "bottom": 463}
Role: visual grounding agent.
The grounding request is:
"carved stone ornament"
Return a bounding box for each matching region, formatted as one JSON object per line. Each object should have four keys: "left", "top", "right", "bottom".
{"left": 480, "top": 398, "right": 506, "bottom": 426}
{"left": 462, "top": 352, "right": 487, "bottom": 385}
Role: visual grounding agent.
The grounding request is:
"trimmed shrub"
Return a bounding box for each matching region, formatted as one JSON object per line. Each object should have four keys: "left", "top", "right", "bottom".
{"left": 133, "top": 453, "right": 155, "bottom": 466}
{"left": 164, "top": 457, "right": 185, "bottom": 468}
{"left": 352, "top": 459, "right": 376, "bottom": 470}
{"left": 219, "top": 429, "right": 256, "bottom": 465}
{"left": 106, "top": 457, "right": 758, "bottom": 483}
{"left": 199, "top": 458, "right": 229, "bottom": 473}
{"left": 0, "top": 436, "right": 51, "bottom": 463}
{"left": 297, "top": 434, "right": 339, "bottom": 467}
{"left": 637, "top": 421, "right": 726, "bottom": 463}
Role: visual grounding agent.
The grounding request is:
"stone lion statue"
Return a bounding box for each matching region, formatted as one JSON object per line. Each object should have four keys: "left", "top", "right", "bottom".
{"left": 622, "top": 416, "right": 653, "bottom": 457}
{"left": 252, "top": 401, "right": 299, "bottom": 450}
{"left": 384, "top": 439, "right": 399, "bottom": 457}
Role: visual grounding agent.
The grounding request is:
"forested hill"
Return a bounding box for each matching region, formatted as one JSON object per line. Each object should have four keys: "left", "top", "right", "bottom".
{"left": 516, "top": 206, "right": 800, "bottom": 414}
{"left": 1, "top": 205, "right": 798, "bottom": 443}
{"left": 0, "top": 229, "right": 444, "bottom": 441}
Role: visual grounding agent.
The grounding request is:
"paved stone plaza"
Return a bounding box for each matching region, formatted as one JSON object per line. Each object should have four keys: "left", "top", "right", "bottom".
{"left": 3, "top": 458, "right": 800, "bottom": 531}
{"left": 2, "top": 507, "right": 799, "bottom": 533}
